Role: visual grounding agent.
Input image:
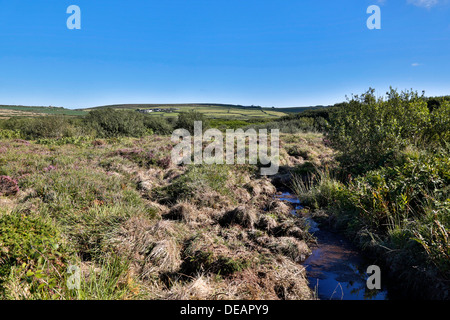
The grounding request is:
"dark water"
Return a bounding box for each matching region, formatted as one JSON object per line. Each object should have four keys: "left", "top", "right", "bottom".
{"left": 275, "top": 192, "right": 390, "bottom": 300}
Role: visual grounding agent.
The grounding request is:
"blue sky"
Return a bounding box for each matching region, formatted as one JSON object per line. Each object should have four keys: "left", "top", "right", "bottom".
{"left": 0, "top": 0, "right": 449, "bottom": 109}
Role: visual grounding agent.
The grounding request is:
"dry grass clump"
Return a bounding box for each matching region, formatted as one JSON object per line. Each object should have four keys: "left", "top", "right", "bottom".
{"left": 232, "top": 187, "right": 251, "bottom": 203}
{"left": 265, "top": 199, "right": 292, "bottom": 216}
{"left": 194, "top": 189, "right": 233, "bottom": 210}
{"left": 163, "top": 168, "right": 184, "bottom": 182}
{"left": 109, "top": 217, "right": 185, "bottom": 279}
{"left": 142, "top": 239, "right": 181, "bottom": 278}
{"left": 254, "top": 199, "right": 311, "bottom": 241}
{"left": 162, "top": 201, "right": 216, "bottom": 226}
{"left": 92, "top": 139, "right": 106, "bottom": 147}
{"left": 272, "top": 220, "right": 311, "bottom": 240}
{"left": 254, "top": 235, "right": 311, "bottom": 263}
{"left": 163, "top": 201, "right": 198, "bottom": 222}
{"left": 0, "top": 197, "right": 16, "bottom": 213}
{"left": 255, "top": 214, "right": 278, "bottom": 233}
{"left": 181, "top": 231, "right": 254, "bottom": 277}
{"left": 227, "top": 255, "right": 313, "bottom": 300}
{"left": 278, "top": 133, "right": 335, "bottom": 168}
{"left": 244, "top": 178, "right": 277, "bottom": 198}
{"left": 164, "top": 274, "right": 220, "bottom": 300}
{"left": 219, "top": 205, "right": 258, "bottom": 229}
{"left": 136, "top": 168, "right": 163, "bottom": 193}
{"left": 166, "top": 253, "right": 313, "bottom": 300}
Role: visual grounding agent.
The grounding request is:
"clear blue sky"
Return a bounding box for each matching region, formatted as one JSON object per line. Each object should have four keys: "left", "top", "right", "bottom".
{"left": 0, "top": 0, "right": 449, "bottom": 109}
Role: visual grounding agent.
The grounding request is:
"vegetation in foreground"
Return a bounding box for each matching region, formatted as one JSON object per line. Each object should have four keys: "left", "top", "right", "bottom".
{"left": 0, "top": 130, "right": 332, "bottom": 299}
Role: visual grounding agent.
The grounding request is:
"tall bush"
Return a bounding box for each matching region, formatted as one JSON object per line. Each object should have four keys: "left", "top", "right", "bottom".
{"left": 175, "top": 110, "right": 209, "bottom": 134}
{"left": 327, "top": 88, "right": 432, "bottom": 173}
{"left": 85, "top": 108, "right": 147, "bottom": 138}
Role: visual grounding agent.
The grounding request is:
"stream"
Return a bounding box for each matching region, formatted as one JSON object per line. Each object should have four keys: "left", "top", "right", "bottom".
{"left": 275, "top": 191, "right": 392, "bottom": 300}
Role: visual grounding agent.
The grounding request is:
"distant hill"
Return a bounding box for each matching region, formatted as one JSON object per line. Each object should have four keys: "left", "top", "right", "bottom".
{"left": 0, "top": 103, "right": 334, "bottom": 120}
{"left": 0, "top": 105, "right": 87, "bottom": 118}
{"left": 262, "top": 105, "right": 332, "bottom": 114}
{"left": 80, "top": 103, "right": 265, "bottom": 111}
{"left": 80, "top": 103, "right": 283, "bottom": 120}
{"left": 80, "top": 103, "right": 328, "bottom": 120}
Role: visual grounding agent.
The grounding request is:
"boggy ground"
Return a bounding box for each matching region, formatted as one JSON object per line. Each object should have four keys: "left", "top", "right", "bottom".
{"left": 0, "top": 133, "right": 334, "bottom": 300}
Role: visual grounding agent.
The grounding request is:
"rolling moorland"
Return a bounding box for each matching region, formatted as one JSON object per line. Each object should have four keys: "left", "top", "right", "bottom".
{"left": 0, "top": 89, "right": 449, "bottom": 300}
{"left": 1, "top": 103, "right": 326, "bottom": 120}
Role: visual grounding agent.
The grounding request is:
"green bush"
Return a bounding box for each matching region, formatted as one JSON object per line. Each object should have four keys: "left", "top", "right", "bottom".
{"left": 299, "top": 152, "right": 449, "bottom": 278}
{"left": 85, "top": 108, "right": 147, "bottom": 138}
{"left": 36, "top": 136, "right": 92, "bottom": 146}
{"left": 175, "top": 110, "right": 209, "bottom": 134}
{"left": 292, "top": 133, "right": 449, "bottom": 281}
{"left": 0, "top": 129, "right": 22, "bottom": 139}
{"left": 143, "top": 116, "right": 174, "bottom": 135}
{"left": 2, "top": 116, "right": 82, "bottom": 140}
{"left": 348, "top": 152, "right": 449, "bottom": 228}
{"left": 245, "top": 117, "right": 324, "bottom": 134}
{"left": 424, "top": 101, "right": 450, "bottom": 147}
{"left": 327, "top": 88, "right": 434, "bottom": 173}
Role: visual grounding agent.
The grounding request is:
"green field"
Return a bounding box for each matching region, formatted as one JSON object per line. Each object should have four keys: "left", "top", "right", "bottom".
{"left": 0, "top": 105, "right": 87, "bottom": 117}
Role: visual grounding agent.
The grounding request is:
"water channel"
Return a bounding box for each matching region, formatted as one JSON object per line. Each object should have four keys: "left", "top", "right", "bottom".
{"left": 275, "top": 191, "right": 393, "bottom": 300}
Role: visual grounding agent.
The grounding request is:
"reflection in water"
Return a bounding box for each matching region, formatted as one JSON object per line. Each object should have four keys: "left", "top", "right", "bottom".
{"left": 274, "top": 192, "right": 389, "bottom": 300}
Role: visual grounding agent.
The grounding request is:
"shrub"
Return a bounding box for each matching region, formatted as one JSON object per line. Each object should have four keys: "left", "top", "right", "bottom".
{"left": 327, "top": 88, "right": 431, "bottom": 173}
{"left": 425, "top": 101, "right": 450, "bottom": 147}
{"left": 143, "top": 116, "right": 174, "bottom": 135}
{"left": 2, "top": 116, "right": 82, "bottom": 140}
{"left": 347, "top": 152, "right": 450, "bottom": 231}
{"left": 85, "top": 108, "right": 147, "bottom": 138}
{"left": 296, "top": 151, "right": 450, "bottom": 281}
{"left": 36, "top": 136, "right": 92, "bottom": 146}
{"left": 175, "top": 110, "right": 209, "bottom": 134}
{"left": 0, "top": 129, "right": 22, "bottom": 140}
